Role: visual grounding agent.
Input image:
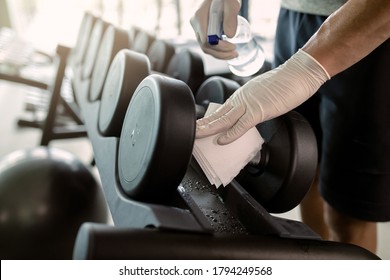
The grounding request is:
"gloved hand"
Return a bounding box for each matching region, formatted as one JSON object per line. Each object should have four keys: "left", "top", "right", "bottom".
{"left": 196, "top": 49, "right": 331, "bottom": 144}
{"left": 190, "top": 0, "right": 241, "bottom": 59}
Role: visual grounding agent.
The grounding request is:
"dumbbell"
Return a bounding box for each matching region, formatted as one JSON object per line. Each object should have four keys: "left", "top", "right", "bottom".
{"left": 73, "top": 72, "right": 378, "bottom": 260}
{"left": 235, "top": 111, "right": 318, "bottom": 213}
{"left": 81, "top": 18, "right": 110, "bottom": 80}
{"left": 165, "top": 48, "right": 205, "bottom": 93}
{"left": 194, "top": 76, "right": 317, "bottom": 213}
{"left": 95, "top": 38, "right": 175, "bottom": 133}
{"left": 113, "top": 70, "right": 317, "bottom": 214}
{"left": 89, "top": 25, "right": 131, "bottom": 102}
{"left": 128, "top": 26, "right": 141, "bottom": 48}
{"left": 70, "top": 12, "right": 97, "bottom": 69}
{"left": 98, "top": 48, "right": 205, "bottom": 137}
{"left": 117, "top": 74, "right": 195, "bottom": 201}
{"left": 98, "top": 50, "right": 150, "bottom": 137}
{"left": 194, "top": 76, "right": 240, "bottom": 118}
{"left": 100, "top": 49, "right": 317, "bottom": 212}
{"left": 132, "top": 30, "right": 155, "bottom": 54}
{"left": 0, "top": 147, "right": 108, "bottom": 259}
{"left": 147, "top": 39, "right": 176, "bottom": 73}
{"left": 98, "top": 46, "right": 316, "bottom": 212}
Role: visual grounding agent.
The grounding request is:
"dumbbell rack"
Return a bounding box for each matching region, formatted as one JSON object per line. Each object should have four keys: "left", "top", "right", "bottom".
{"left": 73, "top": 76, "right": 379, "bottom": 260}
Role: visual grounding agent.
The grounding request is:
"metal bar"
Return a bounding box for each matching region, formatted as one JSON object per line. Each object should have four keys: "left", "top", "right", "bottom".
{"left": 40, "top": 45, "right": 70, "bottom": 146}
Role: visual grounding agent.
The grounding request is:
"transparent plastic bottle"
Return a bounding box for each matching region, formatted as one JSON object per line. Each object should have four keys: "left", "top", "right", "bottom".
{"left": 225, "top": 16, "right": 265, "bottom": 77}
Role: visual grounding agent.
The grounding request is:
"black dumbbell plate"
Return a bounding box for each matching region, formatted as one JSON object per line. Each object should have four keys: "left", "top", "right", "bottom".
{"left": 118, "top": 74, "right": 196, "bottom": 201}
{"left": 89, "top": 25, "right": 130, "bottom": 102}
{"left": 236, "top": 111, "right": 318, "bottom": 213}
{"left": 99, "top": 49, "right": 150, "bottom": 137}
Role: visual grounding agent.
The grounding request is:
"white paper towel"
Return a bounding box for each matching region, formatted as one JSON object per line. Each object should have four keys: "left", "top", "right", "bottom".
{"left": 193, "top": 103, "right": 264, "bottom": 188}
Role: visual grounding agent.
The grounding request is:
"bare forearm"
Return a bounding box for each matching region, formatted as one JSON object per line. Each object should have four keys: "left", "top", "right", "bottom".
{"left": 302, "top": 0, "right": 390, "bottom": 77}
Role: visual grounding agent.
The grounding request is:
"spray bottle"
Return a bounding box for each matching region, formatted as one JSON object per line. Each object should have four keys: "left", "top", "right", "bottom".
{"left": 207, "top": 0, "right": 265, "bottom": 77}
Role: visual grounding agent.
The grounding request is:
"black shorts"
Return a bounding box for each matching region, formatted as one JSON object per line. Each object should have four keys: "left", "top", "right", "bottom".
{"left": 273, "top": 8, "right": 390, "bottom": 221}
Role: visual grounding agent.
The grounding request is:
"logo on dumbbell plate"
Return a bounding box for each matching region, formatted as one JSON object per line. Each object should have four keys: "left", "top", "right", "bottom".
{"left": 130, "top": 124, "right": 140, "bottom": 147}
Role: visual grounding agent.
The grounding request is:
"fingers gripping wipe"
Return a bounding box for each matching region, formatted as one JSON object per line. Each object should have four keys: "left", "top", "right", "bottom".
{"left": 193, "top": 103, "right": 264, "bottom": 188}
{"left": 196, "top": 49, "right": 330, "bottom": 144}
{"left": 197, "top": 104, "right": 234, "bottom": 135}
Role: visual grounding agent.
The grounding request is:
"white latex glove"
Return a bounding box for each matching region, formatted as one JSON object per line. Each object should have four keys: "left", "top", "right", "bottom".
{"left": 196, "top": 49, "right": 331, "bottom": 144}
{"left": 190, "top": 0, "right": 241, "bottom": 59}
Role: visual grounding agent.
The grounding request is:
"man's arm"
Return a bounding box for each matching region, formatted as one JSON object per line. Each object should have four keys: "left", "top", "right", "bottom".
{"left": 195, "top": 0, "right": 390, "bottom": 144}
{"left": 304, "top": 0, "right": 390, "bottom": 76}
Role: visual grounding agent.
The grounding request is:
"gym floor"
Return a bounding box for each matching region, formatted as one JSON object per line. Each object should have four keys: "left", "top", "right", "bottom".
{"left": 0, "top": 79, "right": 389, "bottom": 260}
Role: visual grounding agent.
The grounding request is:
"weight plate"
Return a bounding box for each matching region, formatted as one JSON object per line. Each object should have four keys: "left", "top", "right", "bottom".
{"left": 128, "top": 26, "right": 141, "bottom": 49}
{"left": 89, "top": 25, "right": 130, "bottom": 102}
{"left": 235, "top": 111, "right": 318, "bottom": 213}
{"left": 99, "top": 49, "right": 151, "bottom": 137}
{"left": 82, "top": 19, "right": 110, "bottom": 80}
{"left": 195, "top": 76, "right": 240, "bottom": 109}
{"left": 165, "top": 49, "right": 205, "bottom": 93}
{"left": 73, "top": 12, "right": 97, "bottom": 67}
{"left": 147, "top": 40, "right": 175, "bottom": 73}
{"left": 118, "top": 74, "right": 195, "bottom": 201}
{"left": 132, "top": 31, "right": 155, "bottom": 54}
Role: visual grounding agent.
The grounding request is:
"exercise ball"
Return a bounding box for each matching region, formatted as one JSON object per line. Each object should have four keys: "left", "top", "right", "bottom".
{"left": 0, "top": 147, "right": 108, "bottom": 259}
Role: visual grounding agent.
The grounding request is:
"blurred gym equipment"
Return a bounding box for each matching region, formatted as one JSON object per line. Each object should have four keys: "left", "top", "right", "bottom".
{"left": 0, "top": 147, "right": 108, "bottom": 259}
{"left": 98, "top": 50, "right": 151, "bottom": 137}
{"left": 0, "top": 13, "right": 100, "bottom": 145}
{"left": 132, "top": 30, "right": 155, "bottom": 55}
{"left": 98, "top": 48, "right": 205, "bottom": 137}
{"left": 147, "top": 39, "right": 176, "bottom": 73}
{"left": 165, "top": 48, "right": 205, "bottom": 92}
{"left": 89, "top": 25, "right": 130, "bottom": 102}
